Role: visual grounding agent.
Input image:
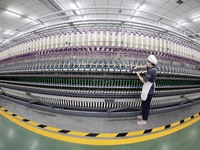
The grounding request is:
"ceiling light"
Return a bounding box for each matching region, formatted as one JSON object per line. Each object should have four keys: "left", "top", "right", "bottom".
{"left": 4, "top": 30, "right": 14, "bottom": 35}
{"left": 76, "top": 10, "right": 81, "bottom": 15}
{"left": 191, "top": 15, "right": 200, "bottom": 19}
{"left": 164, "top": 26, "right": 169, "bottom": 29}
{"left": 129, "top": 17, "right": 137, "bottom": 21}
{"left": 127, "top": 17, "right": 131, "bottom": 20}
{"left": 81, "top": 16, "right": 87, "bottom": 20}
{"left": 25, "top": 18, "right": 33, "bottom": 22}
{"left": 32, "top": 20, "right": 41, "bottom": 24}
{"left": 193, "top": 18, "right": 200, "bottom": 22}
{"left": 174, "top": 20, "right": 188, "bottom": 27}
{"left": 178, "top": 20, "right": 185, "bottom": 24}
{"left": 5, "top": 10, "right": 21, "bottom": 18}
{"left": 175, "top": 22, "right": 187, "bottom": 28}
{"left": 137, "top": 4, "right": 146, "bottom": 11}
{"left": 70, "top": 2, "right": 78, "bottom": 9}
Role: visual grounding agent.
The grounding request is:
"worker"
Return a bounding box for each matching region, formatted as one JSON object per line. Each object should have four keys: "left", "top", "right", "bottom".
{"left": 134, "top": 55, "right": 157, "bottom": 125}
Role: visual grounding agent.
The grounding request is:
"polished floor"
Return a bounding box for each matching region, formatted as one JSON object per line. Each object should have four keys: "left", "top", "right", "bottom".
{"left": 0, "top": 114, "right": 199, "bottom": 150}
{"left": 0, "top": 97, "right": 200, "bottom": 150}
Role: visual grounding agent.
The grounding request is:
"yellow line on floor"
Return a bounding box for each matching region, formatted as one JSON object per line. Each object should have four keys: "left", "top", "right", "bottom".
{"left": 0, "top": 109, "right": 199, "bottom": 146}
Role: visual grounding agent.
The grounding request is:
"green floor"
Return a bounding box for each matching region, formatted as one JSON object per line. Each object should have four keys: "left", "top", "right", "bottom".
{"left": 0, "top": 115, "right": 199, "bottom": 150}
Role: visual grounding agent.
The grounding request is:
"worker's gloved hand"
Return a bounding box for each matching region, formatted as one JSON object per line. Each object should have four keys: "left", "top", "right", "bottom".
{"left": 136, "top": 72, "right": 140, "bottom": 76}
{"left": 129, "top": 67, "right": 141, "bottom": 73}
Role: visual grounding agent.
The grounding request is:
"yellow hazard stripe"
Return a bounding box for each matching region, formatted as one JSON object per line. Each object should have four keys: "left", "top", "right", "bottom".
{"left": 0, "top": 106, "right": 199, "bottom": 146}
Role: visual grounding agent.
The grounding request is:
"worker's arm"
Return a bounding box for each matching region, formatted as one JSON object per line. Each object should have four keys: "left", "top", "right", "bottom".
{"left": 136, "top": 72, "right": 145, "bottom": 84}
{"left": 134, "top": 65, "right": 147, "bottom": 70}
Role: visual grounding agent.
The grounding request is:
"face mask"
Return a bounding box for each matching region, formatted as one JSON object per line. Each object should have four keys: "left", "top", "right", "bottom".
{"left": 147, "top": 61, "right": 151, "bottom": 67}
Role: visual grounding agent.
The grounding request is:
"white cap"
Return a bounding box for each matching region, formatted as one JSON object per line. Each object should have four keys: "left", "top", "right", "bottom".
{"left": 147, "top": 55, "right": 157, "bottom": 65}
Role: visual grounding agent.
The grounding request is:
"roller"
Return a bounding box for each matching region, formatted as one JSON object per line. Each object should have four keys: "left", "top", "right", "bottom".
{"left": 82, "top": 30, "right": 86, "bottom": 47}
{"left": 106, "top": 30, "right": 109, "bottom": 47}
{"left": 117, "top": 31, "right": 122, "bottom": 47}
{"left": 39, "top": 36, "right": 42, "bottom": 51}
{"left": 42, "top": 36, "right": 46, "bottom": 50}
{"left": 100, "top": 30, "right": 104, "bottom": 47}
{"left": 76, "top": 32, "right": 80, "bottom": 47}
{"left": 112, "top": 30, "right": 116, "bottom": 47}
{"left": 155, "top": 35, "right": 158, "bottom": 51}
{"left": 150, "top": 34, "right": 154, "bottom": 50}
{"left": 88, "top": 30, "right": 92, "bottom": 47}
{"left": 159, "top": 36, "right": 162, "bottom": 52}
{"left": 123, "top": 31, "right": 128, "bottom": 48}
{"left": 50, "top": 34, "right": 55, "bottom": 49}
{"left": 46, "top": 35, "right": 50, "bottom": 50}
{"left": 65, "top": 32, "right": 69, "bottom": 46}
{"left": 140, "top": 33, "right": 144, "bottom": 49}
{"left": 60, "top": 33, "right": 65, "bottom": 48}
{"left": 163, "top": 37, "right": 167, "bottom": 53}
{"left": 93, "top": 30, "right": 98, "bottom": 47}
{"left": 129, "top": 32, "right": 133, "bottom": 48}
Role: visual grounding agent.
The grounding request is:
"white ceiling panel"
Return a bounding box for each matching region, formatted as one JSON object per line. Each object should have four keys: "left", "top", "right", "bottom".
{"left": 108, "top": 0, "right": 123, "bottom": 6}
{"left": 155, "top": 8, "right": 168, "bottom": 15}
{"left": 120, "top": 0, "right": 136, "bottom": 8}
{"left": 0, "top": 0, "right": 200, "bottom": 44}
{"left": 178, "top": 3, "right": 192, "bottom": 11}
{"left": 144, "top": 5, "right": 159, "bottom": 12}
{"left": 161, "top": 3, "right": 176, "bottom": 11}
{"left": 171, "top": 8, "right": 184, "bottom": 15}
{"left": 150, "top": 0, "right": 167, "bottom": 7}
{"left": 186, "top": 0, "right": 200, "bottom": 8}
{"left": 22, "top": 0, "right": 37, "bottom": 8}
{"left": 95, "top": 0, "right": 108, "bottom": 5}
{"left": 81, "top": 0, "right": 94, "bottom": 7}
{"left": 14, "top": 0, "right": 28, "bottom": 4}
{"left": 165, "top": 11, "right": 178, "bottom": 18}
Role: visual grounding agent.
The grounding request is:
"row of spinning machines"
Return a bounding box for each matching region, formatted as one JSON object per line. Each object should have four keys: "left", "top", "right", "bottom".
{"left": 0, "top": 29, "right": 200, "bottom": 115}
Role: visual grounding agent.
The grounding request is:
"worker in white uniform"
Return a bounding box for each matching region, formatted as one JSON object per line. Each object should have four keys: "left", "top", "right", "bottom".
{"left": 134, "top": 55, "right": 158, "bottom": 125}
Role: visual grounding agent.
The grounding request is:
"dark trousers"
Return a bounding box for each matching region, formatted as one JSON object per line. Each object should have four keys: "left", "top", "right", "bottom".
{"left": 141, "top": 94, "right": 153, "bottom": 120}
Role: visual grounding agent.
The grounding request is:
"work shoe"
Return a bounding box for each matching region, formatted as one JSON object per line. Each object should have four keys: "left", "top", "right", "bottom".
{"left": 137, "top": 115, "right": 142, "bottom": 120}
{"left": 137, "top": 120, "right": 147, "bottom": 125}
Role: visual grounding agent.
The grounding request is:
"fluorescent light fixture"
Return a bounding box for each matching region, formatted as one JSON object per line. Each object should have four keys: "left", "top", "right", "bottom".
{"left": 191, "top": 15, "right": 200, "bottom": 19}
{"left": 163, "top": 26, "right": 169, "bottom": 29}
{"left": 81, "top": 16, "right": 87, "bottom": 20}
{"left": 180, "top": 22, "right": 187, "bottom": 25}
{"left": 76, "top": 10, "right": 81, "bottom": 15}
{"left": 40, "top": 23, "right": 48, "bottom": 27}
{"left": 25, "top": 18, "right": 33, "bottom": 22}
{"left": 130, "top": 17, "right": 137, "bottom": 21}
{"left": 134, "top": 5, "right": 146, "bottom": 16}
{"left": 4, "top": 30, "right": 14, "bottom": 35}
{"left": 32, "top": 20, "right": 41, "bottom": 24}
{"left": 3, "top": 39, "right": 9, "bottom": 44}
{"left": 127, "top": 17, "right": 131, "bottom": 20}
{"left": 137, "top": 4, "right": 146, "bottom": 11}
{"left": 178, "top": 20, "right": 185, "bottom": 24}
{"left": 54, "top": 0, "right": 65, "bottom": 10}
{"left": 193, "top": 18, "right": 200, "bottom": 22}
{"left": 5, "top": 10, "right": 21, "bottom": 18}
{"left": 174, "top": 21, "right": 187, "bottom": 27}
{"left": 70, "top": 2, "right": 78, "bottom": 9}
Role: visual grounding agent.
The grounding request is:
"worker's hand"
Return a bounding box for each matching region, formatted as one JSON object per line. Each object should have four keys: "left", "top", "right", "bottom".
{"left": 134, "top": 66, "right": 138, "bottom": 70}
{"left": 136, "top": 72, "right": 140, "bottom": 76}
